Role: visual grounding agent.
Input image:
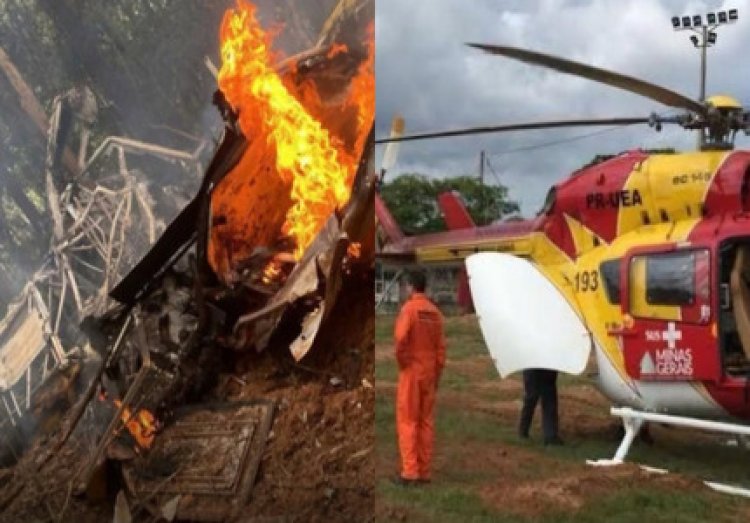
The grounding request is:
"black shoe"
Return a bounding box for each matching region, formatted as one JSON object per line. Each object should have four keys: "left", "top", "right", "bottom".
{"left": 391, "top": 475, "right": 418, "bottom": 487}
{"left": 519, "top": 432, "right": 530, "bottom": 440}
{"left": 544, "top": 437, "right": 564, "bottom": 446}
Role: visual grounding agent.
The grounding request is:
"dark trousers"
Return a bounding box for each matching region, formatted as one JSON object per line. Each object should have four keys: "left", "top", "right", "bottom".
{"left": 519, "top": 369, "right": 559, "bottom": 442}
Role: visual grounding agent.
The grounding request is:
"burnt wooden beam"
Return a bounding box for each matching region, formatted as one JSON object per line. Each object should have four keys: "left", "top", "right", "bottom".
{"left": 0, "top": 46, "right": 80, "bottom": 177}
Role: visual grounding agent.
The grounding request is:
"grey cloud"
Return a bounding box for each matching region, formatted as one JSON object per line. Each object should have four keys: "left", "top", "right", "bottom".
{"left": 376, "top": 0, "right": 750, "bottom": 215}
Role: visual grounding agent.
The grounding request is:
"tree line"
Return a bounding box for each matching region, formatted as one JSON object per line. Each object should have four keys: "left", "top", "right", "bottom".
{"left": 379, "top": 173, "right": 521, "bottom": 234}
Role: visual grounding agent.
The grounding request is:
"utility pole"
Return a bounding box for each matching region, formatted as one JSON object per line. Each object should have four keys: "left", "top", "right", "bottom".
{"left": 478, "top": 150, "right": 485, "bottom": 224}
{"left": 479, "top": 150, "right": 485, "bottom": 184}
{"left": 698, "top": 24, "right": 707, "bottom": 103}
{"left": 671, "top": 9, "right": 738, "bottom": 148}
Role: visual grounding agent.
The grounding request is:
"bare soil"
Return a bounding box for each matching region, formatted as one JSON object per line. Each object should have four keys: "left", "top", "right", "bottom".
{"left": 0, "top": 271, "right": 374, "bottom": 522}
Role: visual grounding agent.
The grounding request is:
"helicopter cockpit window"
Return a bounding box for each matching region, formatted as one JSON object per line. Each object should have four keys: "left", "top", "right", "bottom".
{"left": 599, "top": 258, "right": 621, "bottom": 304}
{"left": 646, "top": 252, "right": 695, "bottom": 306}
{"left": 629, "top": 249, "right": 711, "bottom": 324}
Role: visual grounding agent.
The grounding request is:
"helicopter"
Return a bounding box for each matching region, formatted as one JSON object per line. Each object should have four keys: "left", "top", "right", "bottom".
{"left": 375, "top": 42, "right": 750, "bottom": 481}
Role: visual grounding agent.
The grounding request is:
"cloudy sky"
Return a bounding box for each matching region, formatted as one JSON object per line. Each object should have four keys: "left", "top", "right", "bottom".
{"left": 375, "top": 0, "right": 750, "bottom": 216}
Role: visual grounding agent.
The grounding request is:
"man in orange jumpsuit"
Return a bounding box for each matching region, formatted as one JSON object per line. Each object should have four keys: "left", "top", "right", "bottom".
{"left": 393, "top": 270, "right": 446, "bottom": 485}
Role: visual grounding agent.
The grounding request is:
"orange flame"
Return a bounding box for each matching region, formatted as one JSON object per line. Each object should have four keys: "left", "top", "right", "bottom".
{"left": 218, "top": 1, "right": 372, "bottom": 260}
{"left": 347, "top": 242, "right": 362, "bottom": 259}
{"left": 262, "top": 259, "right": 283, "bottom": 285}
{"left": 349, "top": 22, "right": 375, "bottom": 158}
{"left": 327, "top": 42, "right": 348, "bottom": 59}
{"left": 114, "top": 399, "right": 156, "bottom": 449}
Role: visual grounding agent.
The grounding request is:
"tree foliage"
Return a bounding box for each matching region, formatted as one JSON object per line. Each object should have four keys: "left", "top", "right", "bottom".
{"left": 0, "top": 0, "right": 235, "bottom": 302}
{"left": 0, "top": 0, "right": 338, "bottom": 308}
{"left": 380, "top": 174, "right": 520, "bottom": 235}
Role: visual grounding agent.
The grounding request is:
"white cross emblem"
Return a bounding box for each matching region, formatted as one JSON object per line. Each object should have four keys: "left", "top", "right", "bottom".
{"left": 662, "top": 322, "right": 682, "bottom": 349}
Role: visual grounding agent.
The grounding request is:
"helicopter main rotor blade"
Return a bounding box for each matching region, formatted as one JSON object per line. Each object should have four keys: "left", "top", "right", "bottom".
{"left": 381, "top": 114, "right": 405, "bottom": 169}
{"left": 467, "top": 43, "right": 705, "bottom": 115}
{"left": 375, "top": 117, "right": 650, "bottom": 144}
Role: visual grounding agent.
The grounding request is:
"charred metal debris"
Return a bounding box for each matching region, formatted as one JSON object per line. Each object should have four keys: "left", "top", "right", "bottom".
{"left": 0, "top": 42, "right": 374, "bottom": 521}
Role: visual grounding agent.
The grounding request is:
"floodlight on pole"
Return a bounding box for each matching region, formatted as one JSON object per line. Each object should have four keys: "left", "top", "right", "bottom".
{"left": 671, "top": 8, "right": 738, "bottom": 146}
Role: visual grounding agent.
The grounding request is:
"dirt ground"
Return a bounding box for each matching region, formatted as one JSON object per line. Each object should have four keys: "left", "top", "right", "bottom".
{"left": 375, "top": 314, "right": 750, "bottom": 522}
{"left": 0, "top": 270, "right": 374, "bottom": 523}
{"left": 228, "top": 269, "right": 375, "bottom": 521}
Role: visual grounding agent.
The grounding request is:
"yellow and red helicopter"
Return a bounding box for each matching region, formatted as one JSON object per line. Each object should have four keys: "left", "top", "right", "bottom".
{"left": 376, "top": 43, "right": 750, "bottom": 473}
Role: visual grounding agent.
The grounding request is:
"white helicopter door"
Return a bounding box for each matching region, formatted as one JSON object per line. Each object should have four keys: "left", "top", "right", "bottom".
{"left": 465, "top": 252, "right": 592, "bottom": 378}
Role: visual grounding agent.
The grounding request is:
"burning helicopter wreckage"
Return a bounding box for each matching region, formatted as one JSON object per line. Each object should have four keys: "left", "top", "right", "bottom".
{"left": 0, "top": 1, "right": 375, "bottom": 521}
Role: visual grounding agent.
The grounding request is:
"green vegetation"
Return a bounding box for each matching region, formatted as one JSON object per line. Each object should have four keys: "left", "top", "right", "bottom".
{"left": 379, "top": 174, "right": 520, "bottom": 234}
{"left": 0, "top": 1, "right": 231, "bottom": 308}
{"left": 0, "top": 0, "right": 335, "bottom": 313}
{"left": 375, "top": 314, "right": 395, "bottom": 344}
{"left": 376, "top": 312, "right": 488, "bottom": 361}
{"left": 376, "top": 314, "right": 750, "bottom": 522}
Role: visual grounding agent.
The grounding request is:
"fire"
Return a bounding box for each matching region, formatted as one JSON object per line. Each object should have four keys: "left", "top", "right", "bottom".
{"left": 262, "top": 259, "right": 283, "bottom": 285}
{"left": 347, "top": 242, "right": 362, "bottom": 259}
{"left": 349, "top": 22, "right": 375, "bottom": 158}
{"left": 327, "top": 42, "right": 348, "bottom": 59}
{"left": 113, "top": 399, "right": 156, "bottom": 449}
{"left": 217, "top": 1, "right": 373, "bottom": 261}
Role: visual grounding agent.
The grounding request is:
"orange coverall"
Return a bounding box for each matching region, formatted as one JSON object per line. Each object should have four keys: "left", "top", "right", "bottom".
{"left": 394, "top": 292, "right": 446, "bottom": 480}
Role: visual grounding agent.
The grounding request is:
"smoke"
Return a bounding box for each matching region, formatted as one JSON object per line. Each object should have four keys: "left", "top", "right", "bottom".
{"left": 0, "top": 0, "right": 362, "bottom": 442}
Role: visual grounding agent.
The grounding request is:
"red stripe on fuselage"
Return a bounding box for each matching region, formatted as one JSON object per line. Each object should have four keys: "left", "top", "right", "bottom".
{"left": 703, "top": 151, "right": 750, "bottom": 215}
{"left": 688, "top": 205, "right": 750, "bottom": 419}
{"left": 546, "top": 151, "right": 648, "bottom": 255}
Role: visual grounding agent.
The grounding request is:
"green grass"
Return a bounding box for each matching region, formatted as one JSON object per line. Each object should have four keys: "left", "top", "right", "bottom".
{"left": 440, "top": 370, "right": 471, "bottom": 391}
{"left": 433, "top": 403, "right": 508, "bottom": 445}
{"left": 535, "top": 488, "right": 740, "bottom": 523}
{"left": 375, "top": 315, "right": 750, "bottom": 522}
{"left": 378, "top": 482, "right": 740, "bottom": 523}
{"left": 379, "top": 481, "right": 519, "bottom": 523}
{"left": 442, "top": 316, "right": 488, "bottom": 361}
{"left": 375, "top": 357, "right": 398, "bottom": 384}
{"left": 375, "top": 314, "right": 395, "bottom": 344}
{"left": 376, "top": 312, "right": 488, "bottom": 360}
{"left": 557, "top": 369, "right": 593, "bottom": 388}
{"left": 378, "top": 388, "right": 750, "bottom": 522}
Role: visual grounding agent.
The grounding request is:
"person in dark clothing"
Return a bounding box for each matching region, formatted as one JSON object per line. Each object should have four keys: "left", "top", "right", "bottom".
{"left": 519, "top": 368, "right": 563, "bottom": 445}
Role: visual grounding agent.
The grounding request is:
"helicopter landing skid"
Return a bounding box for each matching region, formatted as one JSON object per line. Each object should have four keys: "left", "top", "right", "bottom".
{"left": 586, "top": 406, "right": 750, "bottom": 498}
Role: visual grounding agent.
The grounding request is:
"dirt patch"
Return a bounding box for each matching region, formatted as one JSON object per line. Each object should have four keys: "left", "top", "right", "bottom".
{"left": 479, "top": 463, "right": 703, "bottom": 517}
{"left": 374, "top": 503, "right": 412, "bottom": 523}
{"left": 226, "top": 318, "right": 375, "bottom": 522}
{"left": 443, "top": 440, "right": 546, "bottom": 480}
{"left": 0, "top": 272, "right": 374, "bottom": 522}
{"left": 444, "top": 357, "right": 496, "bottom": 379}
{"left": 434, "top": 380, "right": 618, "bottom": 442}
{"left": 374, "top": 343, "right": 392, "bottom": 362}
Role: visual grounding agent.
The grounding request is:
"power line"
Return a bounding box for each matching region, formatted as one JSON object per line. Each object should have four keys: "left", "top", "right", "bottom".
{"left": 482, "top": 107, "right": 689, "bottom": 159}
{"left": 484, "top": 123, "right": 638, "bottom": 159}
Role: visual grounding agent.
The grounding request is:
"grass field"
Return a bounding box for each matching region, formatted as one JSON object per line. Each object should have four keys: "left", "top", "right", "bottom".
{"left": 375, "top": 314, "right": 750, "bottom": 522}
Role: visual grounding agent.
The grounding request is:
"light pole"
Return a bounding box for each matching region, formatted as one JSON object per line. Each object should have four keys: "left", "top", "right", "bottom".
{"left": 671, "top": 9, "right": 738, "bottom": 147}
